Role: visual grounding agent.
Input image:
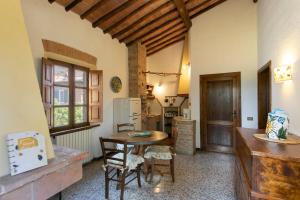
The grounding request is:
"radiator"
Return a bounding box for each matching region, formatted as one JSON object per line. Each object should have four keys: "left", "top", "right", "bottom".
{"left": 55, "top": 129, "right": 94, "bottom": 163}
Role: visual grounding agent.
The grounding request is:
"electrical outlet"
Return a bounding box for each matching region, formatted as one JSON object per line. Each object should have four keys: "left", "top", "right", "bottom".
{"left": 247, "top": 117, "right": 254, "bottom": 121}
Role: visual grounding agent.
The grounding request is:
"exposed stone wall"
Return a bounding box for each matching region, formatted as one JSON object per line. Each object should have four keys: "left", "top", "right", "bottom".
{"left": 173, "top": 117, "right": 196, "bottom": 155}
{"left": 128, "top": 42, "right": 147, "bottom": 129}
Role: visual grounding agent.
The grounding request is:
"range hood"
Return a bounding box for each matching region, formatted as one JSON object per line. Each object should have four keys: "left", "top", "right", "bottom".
{"left": 177, "top": 33, "right": 190, "bottom": 96}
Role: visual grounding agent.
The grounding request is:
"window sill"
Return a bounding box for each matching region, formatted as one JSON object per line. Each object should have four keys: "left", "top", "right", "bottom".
{"left": 50, "top": 123, "right": 100, "bottom": 137}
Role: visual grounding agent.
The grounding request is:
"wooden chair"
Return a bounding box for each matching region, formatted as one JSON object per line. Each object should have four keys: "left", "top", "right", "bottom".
{"left": 116, "top": 123, "right": 135, "bottom": 152}
{"left": 144, "top": 127, "right": 178, "bottom": 182}
{"left": 100, "top": 137, "right": 144, "bottom": 200}
{"left": 117, "top": 123, "right": 135, "bottom": 132}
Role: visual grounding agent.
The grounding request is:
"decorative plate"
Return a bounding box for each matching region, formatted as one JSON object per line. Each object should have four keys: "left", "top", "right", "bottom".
{"left": 110, "top": 76, "right": 122, "bottom": 93}
{"left": 254, "top": 134, "right": 300, "bottom": 144}
{"left": 128, "top": 131, "right": 153, "bottom": 137}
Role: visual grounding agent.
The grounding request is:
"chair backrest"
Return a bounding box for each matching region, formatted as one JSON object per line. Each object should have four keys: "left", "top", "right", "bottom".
{"left": 171, "top": 127, "right": 179, "bottom": 149}
{"left": 117, "top": 123, "right": 135, "bottom": 132}
{"left": 99, "top": 137, "right": 127, "bottom": 169}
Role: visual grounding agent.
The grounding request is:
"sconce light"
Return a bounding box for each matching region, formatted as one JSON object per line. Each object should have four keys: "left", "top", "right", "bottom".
{"left": 155, "top": 80, "right": 163, "bottom": 94}
{"left": 182, "top": 62, "right": 191, "bottom": 70}
{"left": 274, "top": 65, "right": 292, "bottom": 82}
{"left": 158, "top": 80, "right": 162, "bottom": 87}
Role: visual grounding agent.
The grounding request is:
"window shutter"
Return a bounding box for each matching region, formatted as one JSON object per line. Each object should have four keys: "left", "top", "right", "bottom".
{"left": 42, "top": 58, "right": 54, "bottom": 128}
{"left": 89, "top": 70, "right": 103, "bottom": 124}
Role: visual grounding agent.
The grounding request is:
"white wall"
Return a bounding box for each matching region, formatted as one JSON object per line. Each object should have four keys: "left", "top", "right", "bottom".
{"left": 0, "top": 0, "right": 54, "bottom": 177}
{"left": 21, "top": 0, "right": 128, "bottom": 157}
{"left": 147, "top": 41, "right": 184, "bottom": 106}
{"left": 258, "top": 0, "right": 300, "bottom": 136}
{"left": 190, "top": 0, "right": 258, "bottom": 147}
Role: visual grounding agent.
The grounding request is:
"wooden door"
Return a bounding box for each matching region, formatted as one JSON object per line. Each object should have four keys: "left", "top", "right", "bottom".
{"left": 258, "top": 61, "right": 271, "bottom": 129}
{"left": 200, "top": 72, "right": 241, "bottom": 153}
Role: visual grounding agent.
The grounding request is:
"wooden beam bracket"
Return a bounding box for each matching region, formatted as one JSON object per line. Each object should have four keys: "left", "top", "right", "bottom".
{"left": 172, "top": 0, "right": 192, "bottom": 29}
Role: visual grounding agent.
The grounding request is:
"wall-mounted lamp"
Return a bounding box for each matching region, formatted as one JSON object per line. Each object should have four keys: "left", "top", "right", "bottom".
{"left": 182, "top": 62, "right": 191, "bottom": 70}
{"left": 158, "top": 80, "right": 162, "bottom": 87}
{"left": 155, "top": 80, "right": 164, "bottom": 94}
{"left": 274, "top": 65, "right": 293, "bottom": 82}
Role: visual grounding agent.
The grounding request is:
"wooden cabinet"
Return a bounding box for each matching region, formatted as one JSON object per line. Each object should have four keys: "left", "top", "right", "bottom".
{"left": 235, "top": 128, "right": 300, "bottom": 200}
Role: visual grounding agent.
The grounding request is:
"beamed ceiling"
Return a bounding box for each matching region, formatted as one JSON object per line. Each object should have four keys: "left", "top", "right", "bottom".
{"left": 47, "top": 0, "right": 228, "bottom": 56}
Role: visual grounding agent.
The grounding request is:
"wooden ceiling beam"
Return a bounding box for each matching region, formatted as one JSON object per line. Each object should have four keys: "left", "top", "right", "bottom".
{"left": 135, "top": 20, "right": 182, "bottom": 46}
{"left": 189, "top": 0, "right": 227, "bottom": 18}
{"left": 188, "top": 0, "right": 213, "bottom": 13}
{"left": 147, "top": 37, "right": 185, "bottom": 56}
{"left": 145, "top": 28, "right": 187, "bottom": 47}
{"left": 65, "top": 0, "right": 82, "bottom": 12}
{"left": 186, "top": 0, "right": 209, "bottom": 10}
{"left": 125, "top": 18, "right": 181, "bottom": 45}
{"left": 112, "top": 1, "right": 173, "bottom": 39}
{"left": 103, "top": 0, "right": 152, "bottom": 34}
{"left": 119, "top": 9, "right": 178, "bottom": 42}
{"left": 80, "top": 0, "right": 109, "bottom": 20}
{"left": 147, "top": 35, "right": 185, "bottom": 52}
{"left": 172, "top": 0, "right": 192, "bottom": 29}
{"left": 142, "top": 23, "right": 185, "bottom": 45}
{"left": 146, "top": 31, "right": 187, "bottom": 49}
{"left": 92, "top": 0, "right": 129, "bottom": 28}
{"left": 48, "top": 0, "right": 56, "bottom": 4}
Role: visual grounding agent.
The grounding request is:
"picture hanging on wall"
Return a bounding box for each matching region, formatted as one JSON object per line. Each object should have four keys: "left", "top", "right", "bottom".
{"left": 110, "top": 76, "right": 122, "bottom": 93}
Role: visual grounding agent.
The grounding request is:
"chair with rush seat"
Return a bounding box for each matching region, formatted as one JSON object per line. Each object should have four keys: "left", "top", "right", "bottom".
{"left": 144, "top": 127, "right": 178, "bottom": 182}
{"left": 100, "top": 137, "right": 144, "bottom": 200}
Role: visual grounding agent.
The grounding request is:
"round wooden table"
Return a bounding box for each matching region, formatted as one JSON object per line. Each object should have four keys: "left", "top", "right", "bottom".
{"left": 110, "top": 131, "right": 168, "bottom": 179}
{"left": 110, "top": 131, "right": 168, "bottom": 145}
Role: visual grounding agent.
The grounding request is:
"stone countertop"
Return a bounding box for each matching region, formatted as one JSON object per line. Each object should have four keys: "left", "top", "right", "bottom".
{"left": 0, "top": 145, "right": 88, "bottom": 196}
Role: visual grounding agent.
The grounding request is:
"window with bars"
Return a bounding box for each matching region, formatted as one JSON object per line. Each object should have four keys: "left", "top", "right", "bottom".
{"left": 42, "top": 58, "right": 103, "bottom": 134}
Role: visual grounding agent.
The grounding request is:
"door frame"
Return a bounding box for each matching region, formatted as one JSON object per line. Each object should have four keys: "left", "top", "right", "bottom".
{"left": 257, "top": 61, "right": 272, "bottom": 129}
{"left": 199, "top": 72, "right": 241, "bottom": 152}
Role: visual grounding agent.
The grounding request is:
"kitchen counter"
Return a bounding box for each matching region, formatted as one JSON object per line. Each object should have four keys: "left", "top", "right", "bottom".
{"left": 173, "top": 116, "right": 196, "bottom": 155}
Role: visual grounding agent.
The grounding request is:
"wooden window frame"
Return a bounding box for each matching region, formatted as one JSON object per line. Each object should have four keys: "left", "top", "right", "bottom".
{"left": 42, "top": 58, "right": 103, "bottom": 136}
{"left": 73, "top": 65, "right": 90, "bottom": 128}
{"left": 45, "top": 59, "right": 90, "bottom": 133}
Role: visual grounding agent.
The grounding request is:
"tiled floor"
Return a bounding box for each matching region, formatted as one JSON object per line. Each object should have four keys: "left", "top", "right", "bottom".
{"left": 52, "top": 152, "right": 236, "bottom": 200}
